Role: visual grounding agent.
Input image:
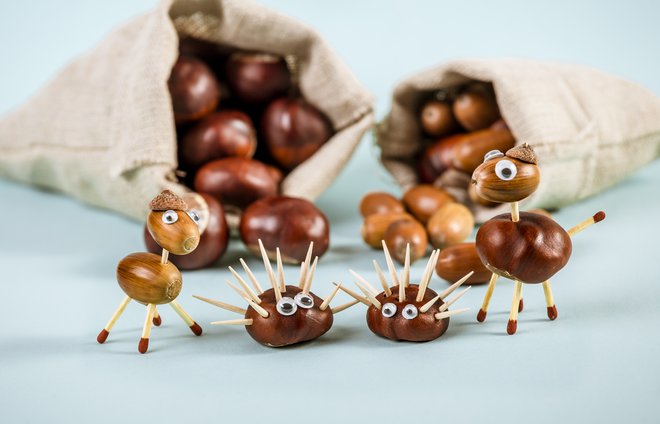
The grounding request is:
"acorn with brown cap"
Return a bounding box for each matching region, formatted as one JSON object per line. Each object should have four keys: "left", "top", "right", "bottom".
{"left": 471, "top": 144, "right": 605, "bottom": 335}
{"left": 96, "top": 190, "right": 203, "bottom": 353}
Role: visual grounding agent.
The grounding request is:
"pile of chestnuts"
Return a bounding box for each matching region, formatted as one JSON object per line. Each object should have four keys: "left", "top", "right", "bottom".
{"left": 144, "top": 38, "right": 332, "bottom": 269}
{"left": 416, "top": 82, "right": 516, "bottom": 208}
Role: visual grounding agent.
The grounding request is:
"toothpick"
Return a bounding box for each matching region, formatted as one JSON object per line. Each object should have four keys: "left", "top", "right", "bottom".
{"left": 510, "top": 202, "right": 520, "bottom": 222}
{"left": 354, "top": 281, "right": 382, "bottom": 309}
{"left": 298, "top": 242, "right": 314, "bottom": 288}
{"left": 258, "top": 239, "right": 280, "bottom": 301}
{"left": 331, "top": 299, "right": 360, "bottom": 314}
{"left": 381, "top": 240, "right": 400, "bottom": 286}
{"left": 400, "top": 243, "right": 411, "bottom": 287}
{"left": 335, "top": 283, "right": 370, "bottom": 306}
{"left": 228, "top": 266, "right": 261, "bottom": 304}
{"left": 276, "top": 248, "right": 285, "bottom": 292}
{"left": 568, "top": 211, "right": 606, "bottom": 236}
{"left": 437, "top": 286, "right": 471, "bottom": 312}
{"left": 373, "top": 260, "right": 392, "bottom": 296}
{"left": 419, "top": 294, "right": 441, "bottom": 313}
{"left": 211, "top": 319, "right": 253, "bottom": 326}
{"left": 193, "top": 295, "right": 247, "bottom": 315}
{"left": 439, "top": 271, "right": 474, "bottom": 299}
{"left": 303, "top": 256, "right": 318, "bottom": 294}
{"left": 319, "top": 283, "right": 342, "bottom": 311}
{"left": 240, "top": 258, "right": 263, "bottom": 294}
{"left": 416, "top": 250, "right": 440, "bottom": 302}
{"left": 224, "top": 279, "right": 251, "bottom": 303}
{"left": 245, "top": 297, "right": 269, "bottom": 318}
{"left": 349, "top": 270, "right": 379, "bottom": 295}
{"left": 435, "top": 308, "right": 470, "bottom": 320}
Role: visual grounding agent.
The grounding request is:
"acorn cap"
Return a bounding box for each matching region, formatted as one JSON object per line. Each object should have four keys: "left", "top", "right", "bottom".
{"left": 149, "top": 190, "right": 188, "bottom": 211}
{"left": 506, "top": 143, "right": 538, "bottom": 164}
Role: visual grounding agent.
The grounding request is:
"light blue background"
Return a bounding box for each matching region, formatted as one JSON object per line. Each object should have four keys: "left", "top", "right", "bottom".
{"left": 1, "top": 1, "right": 659, "bottom": 423}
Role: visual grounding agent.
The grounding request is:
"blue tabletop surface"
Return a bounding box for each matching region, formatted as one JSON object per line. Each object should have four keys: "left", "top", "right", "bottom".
{"left": 1, "top": 1, "right": 659, "bottom": 423}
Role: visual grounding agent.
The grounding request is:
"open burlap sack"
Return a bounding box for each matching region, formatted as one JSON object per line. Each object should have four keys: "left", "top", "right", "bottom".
{"left": 378, "top": 58, "right": 660, "bottom": 222}
{"left": 0, "top": 0, "right": 373, "bottom": 222}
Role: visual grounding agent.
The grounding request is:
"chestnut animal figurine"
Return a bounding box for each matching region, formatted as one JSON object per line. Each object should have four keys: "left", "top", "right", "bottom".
{"left": 96, "top": 191, "right": 203, "bottom": 353}
{"left": 338, "top": 241, "right": 471, "bottom": 342}
{"left": 194, "top": 241, "right": 357, "bottom": 347}
{"left": 471, "top": 144, "right": 606, "bottom": 334}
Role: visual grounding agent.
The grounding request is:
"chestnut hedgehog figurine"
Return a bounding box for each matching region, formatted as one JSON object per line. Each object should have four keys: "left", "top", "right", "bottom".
{"left": 472, "top": 144, "right": 606, "bottom": 334}
{"left": 96, "top": 190, "right": 203, "bottom": 353}
{"left": 338, "top": 241, "right": 472, "bottom": 342}
{"left": 194, "top": 240, "right": 357, "bottom": 347}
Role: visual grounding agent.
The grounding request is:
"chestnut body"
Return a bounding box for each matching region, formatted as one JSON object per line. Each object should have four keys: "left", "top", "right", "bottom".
{"left": 194, "top": 157, "right": 279, "bottom": 208}
{"left": 117, "top": 252, "right": 182, "bottom": 305}
{"left": 435, "top": 243, "right": 490, "bottom": 284}
{"left": 240, "top": 196, "right": 330, "bottom": 263}
{"left": 245, "top": 286, "right": 333, "bottom": 347}
{"left": 367, "top": 285, "right": 449, "bottom": 342}
{"left": 476, "top": 212, "right": 572, "bottom": 283}
{"left": 452, "top": 128, "right": 515, "bottom": 173}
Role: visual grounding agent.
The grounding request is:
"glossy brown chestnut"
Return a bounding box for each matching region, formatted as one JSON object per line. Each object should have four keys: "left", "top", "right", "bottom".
{"left": 194, "top": 157, "right": 279, "bottom": 209}
{"left": 179, "top": 110, "right": 256, "bottom": 167}
{"left": 359, "top": 192, "right": 405, "bottom": 218}
{"left": 419, "top": 99, "right": 457, "bottom": 137}
{"left": 451, "top": 128, "right": 516, "bottom": 173}
{"left": 435, "top": 243, "right": 490, "bottom": 285}
{"left": 453, "top": 86, "right": 500, "bottom": 131}
{"left": 402, "top": 185, "right": 455, "bottom": 224}
{"left": 240, "top": 196, "right": 329, "bottom": 263}
{"left": 117, "top": 253, "right": 182, "bottom": 305}
{"left": 244, "top": 286, "right": 333, "bottom": 347}
{"left": 476, "top": 212, "right": 572, "bottom": 283}
{"left": 144, "top": 194, "right": 229, "bottom": 270}
{"left": 168, "top": 55, "right": 220, "bottom": 124}
{"left": 261, "top": 97, "right": 333, "bottom": 170}
{"left": 417, "top": 134, "right": 464, "bottom": 183}
{"left": 383, "top": 220, "right": 428, "bottom": 264}
{"left": 468, "top": 183, "right": 498, "bottom": 207}
{"left": 265, "top": 164, "right": 284, "bottom": 187}
{"left": 146, "top": 210, "right": 200, "bottom": 255}
{"left": 361, "top": 213, "right": 415, "bottom": 248}
{"left": 226, "top": 52, "right": 291, "bottom": 104}
{"left": 367, "top": 285, "right": 449, "bottom": 342}
{"left": 471, "top": 154, "right": 540, "bottom": 203}
{"left": 426, "top": 203, "right": 474, "bottom": 249}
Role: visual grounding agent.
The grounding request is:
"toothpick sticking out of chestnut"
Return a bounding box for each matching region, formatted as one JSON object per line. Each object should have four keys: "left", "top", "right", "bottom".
{"left": 471, "top": 144, "right": 606, "bottom": 335}
{"left": 96, "top": 190, "right": 203, "bottom": 354}
{"left": 337, "top": 242, "right": 472, "bottom": 342}
{"left": 194, "top": 240, "right": 354, "bottom": 347}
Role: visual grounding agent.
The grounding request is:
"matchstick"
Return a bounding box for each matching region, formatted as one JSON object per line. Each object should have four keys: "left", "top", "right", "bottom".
{"left": 507, "top": 281, "right": 523, "bottom": 335}
{"left": 169, "top": 301, "right": 202, "bottom": 336}
{"left": 477, "top": 273, "right": 499, "bottom": 322}
{"left": 97, "top": 295, "right": 131, "bottom": 344}
{"left": 542, "top": 280, "right": 557, "bottom": 320}
{"left": 568, "top": 211, "right": 606, "bottom": 236}
{"left": 138, "top": 303, "right": 157, "bottom": 354}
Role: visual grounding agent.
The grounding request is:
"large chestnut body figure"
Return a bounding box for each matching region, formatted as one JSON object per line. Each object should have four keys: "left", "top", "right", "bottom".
{"left": 476, "top": 212, "right": 572, "bottom": 284}
{"left": 240, "top": 196, "right": 329, "bottom": 263}
{"left": 367, "top": 286, "right": 449, "bottom": 342}
{"left": 245, "top": 286, "right": 333, "bottom": 347}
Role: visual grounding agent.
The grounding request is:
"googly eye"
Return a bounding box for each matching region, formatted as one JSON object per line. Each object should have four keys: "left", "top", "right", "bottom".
{"left": 294, "top": 293, "right": 314, "bottom": 309}
{"left": 381, "top": 303, "right": 397, "bottom": 318}
{"left": 495, "top": 159, "right": 518, "bottom": 181}
{"left": 276, "top": 297, "right": 298, "bottom": 316}
{"left": 402, "top": 304, "right": 419, "bottom": 320}
{"left": 484, "top": 150, "right": 504, "bottom": 162}
{"left": 162, "top": 210, "right": 178, "bottom": 224}
{"left": 187, "top": 209, "right": 201, "bottom": 226}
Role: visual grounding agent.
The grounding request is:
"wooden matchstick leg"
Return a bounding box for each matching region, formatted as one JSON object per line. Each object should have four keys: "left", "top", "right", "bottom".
{"left": 510, "top": 202, "right": 520, "bottom": 222}
{"left": 169, "top": 301, "right": 203, "bottom": 336}
{"left": 97, "top": 295, "right": 131, "bottom": 343}
{"left": 477, "top": 273, "right": 499, "bottom": 322}
{"left": 138, "top": 304, "right": 157, "bottom": 354}
{"left": 542, "top": 280, "right": 557, "bottom": 320}
{"left": 518, "top": 285, "right": 524, "bottom": 313}
{"left": 507, "top": 281, "right": 523, "bottom": 335}
{"left": 153, "top": 308, "right": 162, "bottom": 326}
{"left": 567, "top": 211, "right": 606, "bottom": 237}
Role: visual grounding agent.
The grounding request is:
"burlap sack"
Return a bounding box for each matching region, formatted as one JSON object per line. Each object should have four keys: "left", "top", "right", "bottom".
{"left": 0, "top": 0, "right": 373, "bottom": 222}
{"left": 378, "top": 58, "right": 660, "bottom": 222}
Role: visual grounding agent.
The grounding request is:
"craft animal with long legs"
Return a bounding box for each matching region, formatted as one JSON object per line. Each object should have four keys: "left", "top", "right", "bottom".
{"left": 96, "top": 190, "right": 203, "bottom": 353}
{"left": 194, "top": 240, "right": 357, "bottom": 347}
{"left": 471, "top": 144, "right": 605, "bottom": 334}
{"left": 338, "top": 241, "right": 471, "bottom": 342}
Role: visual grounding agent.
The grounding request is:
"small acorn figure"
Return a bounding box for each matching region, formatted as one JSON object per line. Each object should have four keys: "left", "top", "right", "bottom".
{"left": 472, "top": 144, "right": 606, "bottom": 334}
{"left": 194, "top": 240, "right": 357, "bottom": 347}
{"left": 96, "top": 190, "right": 203, "bottom": 353}
{"left": 338, "top": 241, "right": 472, "bottom": 342}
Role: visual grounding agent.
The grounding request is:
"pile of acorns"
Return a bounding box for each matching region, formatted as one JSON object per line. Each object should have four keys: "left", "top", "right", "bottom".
{"left": 416, "top": 82, "right": 515, "bottom": 207}
{"left": 144, "top": 38, "right": 332, "bottom": 269}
